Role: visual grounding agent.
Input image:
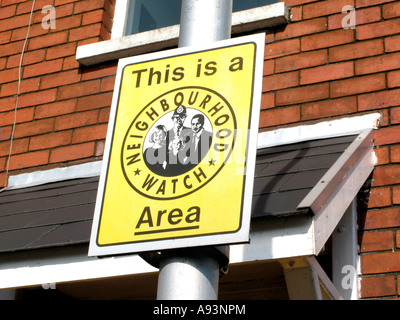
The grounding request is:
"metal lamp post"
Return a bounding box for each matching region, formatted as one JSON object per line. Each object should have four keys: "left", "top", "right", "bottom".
{"left": 156, "top": 0, "right": 232, "bottom": 300}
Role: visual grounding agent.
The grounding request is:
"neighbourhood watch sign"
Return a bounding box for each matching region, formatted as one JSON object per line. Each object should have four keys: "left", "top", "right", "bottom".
{"left": 89, "top": 34, "right": 265, "bottom": 257}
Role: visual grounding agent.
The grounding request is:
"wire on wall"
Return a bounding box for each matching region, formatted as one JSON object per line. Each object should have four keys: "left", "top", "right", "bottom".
{"left": 2, "top": 0, "right": 37, "bottom": 192}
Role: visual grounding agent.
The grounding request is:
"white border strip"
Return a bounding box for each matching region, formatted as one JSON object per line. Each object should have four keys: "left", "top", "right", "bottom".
{"left": 257, "top": 113, "right": 381, "bottom": 149}
{"left": 7, "top": 161, "right": 102, "bottom": 190}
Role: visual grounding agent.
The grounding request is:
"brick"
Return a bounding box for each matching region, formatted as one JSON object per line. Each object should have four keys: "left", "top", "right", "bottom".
{"left": 303, "top": 0, "right": 355, "bottom": 19}
{"left": 328, "top": 6, "right": 381, "bottom": 30}
{"left": 263, "top": 59, "right": 274, "bottom": 76}
{"left": 283, "top": 0, "right": 320, "bottom": 6}
{"left": 8, "top": 150, "right": 49, "bottom": 170}
{"left": 57, "top": 80, "right": 101, "bottom": 100}
{"left": 62, "top": 55, "right": 80, "bottom": 70}
{"left": 300, "top": 61, "right": 354, "bottom": 85}
{"left": 40, "top": 70, "right": 81, "bottom": 89}
{"left": 0, "top": 4, "right": 16, "bottom": 19}
{"left": 0, "top": 138, "right": 29, "bottom": 157}
{"left": 375, "top": 126, "right": 400, "bottom": 146}
{"left": 52, "top": 15, "right": 82, "bottom": 32}
{"left": 330, "top": 73, "right": 386, "bottom": 98}
{"left": 275, "top": 17, "right": 327, "bottom": 41}
{"left": 265, "top": 39, "right": 300, "bottom": 60}
{"left": 393, "top": 185, "right": 400, "bottom": 204}
{"left": 0, "top": 31, "right": 11, "bottom": 44}
{"left": 82, "top": 9, "right": 105, "bottom": 25}
{"left": 0, "top": 96, "right": 17, "bottom": 113}
{"left": 362, "top": 251, "right": 400, "bottom": 274}
{"left": 391, "top": 106, "right": 400, "bottom": 124}
{"left": 329, "top": 39, "right": 384, "bottom": 62}
{"left": 259, "top": 106, "right": 300, "bottom": 128}
{"left": 23, "top": 59, "right": 64, "bottom": 78}
{"left": 100, "top": 76, "right": 116, "bottom": 92}
{"left": 356, "top": 52, "right": 400, "bottom": 75}
{"left": 76, "top": 92, "right": 113, "bottom": 111}
{"left": 0, "top": 40, "right": 24, "bottom": 58}
{"left": 50, "top": 142, "right": 95, "bottom": 163}
{"left": 263, "top": 71, "right": 299, "bottom": 92}
{"left": 0, "top": 78, "right": 40, "bottom": 98}
{"left": 361, "top": 230, "right": 394, "bottom": 252}
{"left": 261, "top": 92, "right": 274, "bottom": 110}
{"left": 356, "top": 0, "right": 397, "bottom": 7}
{"left": 374, "top": 146, "right": 389, "bottom": 166}
{"left": 358, "top": 89, "right": 400, "bottom": 111}
{"left": 301, "top": 29, "right": 354, "bottom": 51}
{"left": 81, "top": 62, "right": 118, "bottom": 81}
{"left": 14, "top": 118, "right": 54, "bottom": 139}
{"left": 360, "top": 275, "right": 396, "bottom": 298}
{"left": 74, "top": 0, "right": 106, "bottom": 14}
{"left": 367, "top": 187, "right": 391, "bottom": 208}
{"left": 69, "top": 23, "right": 102, "bottom": 42}
{"left": 98, "top": 107, "right": 110, "bottom": 123}
{"left": 72, "top": 124, "right": 108, "bottom": 143}
{"left": 46, "top": 42, "right": 77, "bottom": 60}
{"left": 363, "top": 207, "right": 400, "bottom": 229}
{"left": 397, "top": 230, "right": 400, "bottom": 248}
{"left": 0, "top": 107, "right": 34, "bottom": 127}
{"left": 0, "top": 57, "right": 5, "bottom": 70}
{"left": 54, "top": 110, "right": 98, "bottom": 131}
{"left": 0, "top": 68, "right": 19, "bottom": 84}
{"left": 35, "top": 100, "right": 77, "bottom": 119}
{"left": 383, "top": 1, "right": 400, "bottom": 18}
{"left": 357, "top": 19, "right": 400, "bottom": 40}
{"left": 275, "top": 49, "right": 327, "bottom": 73}
{"left": 0, "top": 126, "right": 12, "bottom": 141}
{"left": 385, "top": 35, "right": 400, "bottom": 53}
{"left": 373, "top": 165, "right": 400, "bottom": 186}
{"left": 388, "top": 70, "right": 400, "bottom": 88}
{"left": 0, "top": 13, "right": 30, "bottom": 32}
{"left": 11, "top": 23, "right": 47, "bottom": 42}
{"left": 276, "top": 83, "right": 329, "bottom": 106}
{"left": 301, "top": 96, "right": 357, "bottom": 120}
{"left": 29, "top": 131, "right": 72, "bottom": 151}
{"left": 6, "top": 49, "right": 46, "bottom": 68}
{"left": 17, "top": 89, "right": 57, "bottom": 108}
{"left": 28, "top": 31, "right": 68, "bottom": 50}
{"left": 391, "top": 145, "right": 400, "bottom": 163}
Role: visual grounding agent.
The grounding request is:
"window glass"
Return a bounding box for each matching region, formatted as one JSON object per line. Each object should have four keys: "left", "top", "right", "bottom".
{"left": 127, "top": 0, "right": 277, "bottom": 34}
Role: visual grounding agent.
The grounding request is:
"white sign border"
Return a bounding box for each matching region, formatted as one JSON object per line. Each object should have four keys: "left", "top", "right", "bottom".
{"left": 89, "top": 33, "right": 265, "bottom": 257}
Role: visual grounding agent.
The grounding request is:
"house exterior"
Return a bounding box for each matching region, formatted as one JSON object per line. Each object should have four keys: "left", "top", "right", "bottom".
{"left": 0, "top": 0, "right": 399, "bottom": 300}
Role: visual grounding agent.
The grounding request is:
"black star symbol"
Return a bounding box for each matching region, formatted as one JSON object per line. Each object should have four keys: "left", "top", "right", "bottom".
{"left": 209, "top": 159, "right": 216, "bottom": 166}
{"left": 134, "top": 168, "right": 141, "bottom": 176}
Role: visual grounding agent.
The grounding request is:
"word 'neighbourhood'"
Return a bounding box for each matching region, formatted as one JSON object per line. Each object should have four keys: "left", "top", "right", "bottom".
{"left": 90, "top": 37, "right": 263, "bottom": 254}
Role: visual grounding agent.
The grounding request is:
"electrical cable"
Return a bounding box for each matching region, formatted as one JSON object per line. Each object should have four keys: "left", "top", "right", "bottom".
{"left": 1, "top": 0, "right": 37, "bottom": 192}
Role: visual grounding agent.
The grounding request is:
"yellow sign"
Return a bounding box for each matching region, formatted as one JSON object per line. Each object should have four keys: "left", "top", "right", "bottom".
{"left": 89, "top": 34, "right": 265, "bottom": 256}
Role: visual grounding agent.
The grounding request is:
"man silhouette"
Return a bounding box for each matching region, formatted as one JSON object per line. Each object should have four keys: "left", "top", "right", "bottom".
{"left": 184, "top": 113, "right": 212, "bottom": 167}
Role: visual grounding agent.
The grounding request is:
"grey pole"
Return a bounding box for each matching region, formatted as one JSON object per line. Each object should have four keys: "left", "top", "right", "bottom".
{"left": 156, "top": 0, "right": 232, "bottom": 300}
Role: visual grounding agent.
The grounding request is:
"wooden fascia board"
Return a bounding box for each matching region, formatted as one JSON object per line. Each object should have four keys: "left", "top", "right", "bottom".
{"left": 297, "top": 129, "right": 375, "bottom": 213}
{"left": 312, "top": 139, "right": 375, "bottom": 254}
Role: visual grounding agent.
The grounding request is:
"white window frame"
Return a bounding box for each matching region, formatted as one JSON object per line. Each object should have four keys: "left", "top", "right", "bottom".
{"left": 76, "top": 1, "right": 289, "bottom": 66}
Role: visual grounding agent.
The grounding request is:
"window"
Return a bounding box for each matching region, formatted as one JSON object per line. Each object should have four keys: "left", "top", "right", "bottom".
{"left": 76, "top": 0, "right": 288, "bottom": 66}
{"left": 125, "top": 0, "right": 278, "bottom": 35}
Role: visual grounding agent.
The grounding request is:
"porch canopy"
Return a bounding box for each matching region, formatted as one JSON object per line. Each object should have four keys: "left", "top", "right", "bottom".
{"left": 0, "top": 114, "right": 379, "bottom": 299}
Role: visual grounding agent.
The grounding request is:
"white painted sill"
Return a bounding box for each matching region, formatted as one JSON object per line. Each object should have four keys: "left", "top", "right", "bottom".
{"left": 76, "top": 2, "right": 290, "bottom": 66}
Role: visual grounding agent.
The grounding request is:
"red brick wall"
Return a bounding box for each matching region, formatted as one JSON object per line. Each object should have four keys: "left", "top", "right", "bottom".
{"left": 267, "top": 0, "right": 400, "bottom": 300}
{"left": 0, "top": 0, "right": 115, "bottom": 185}
{"left": 0, "top": 0, "right": 399, "bottom": 299}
